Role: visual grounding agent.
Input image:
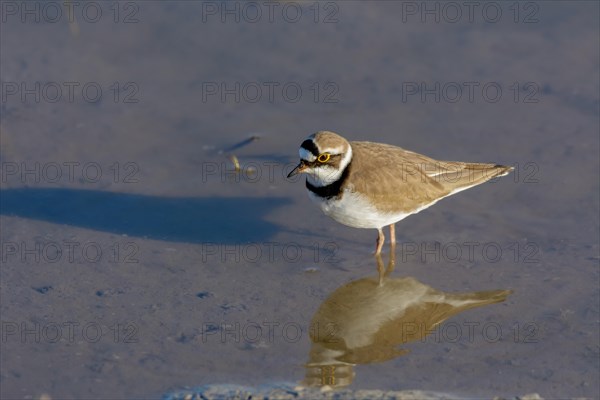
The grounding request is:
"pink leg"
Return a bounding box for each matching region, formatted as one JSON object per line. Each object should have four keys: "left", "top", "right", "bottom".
{"left": 389, "top": 224, "right": 396, "bottom": 246}
{"left": 374, "top": 228, "right": 385, "bottom": 255}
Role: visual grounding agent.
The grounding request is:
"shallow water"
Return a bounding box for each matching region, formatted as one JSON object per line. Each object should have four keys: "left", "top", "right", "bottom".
{"left": 1, "top": 1, "right": 598, "bottom": 399}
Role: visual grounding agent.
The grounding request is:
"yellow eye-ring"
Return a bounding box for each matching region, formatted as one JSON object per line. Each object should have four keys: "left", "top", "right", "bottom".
{"left": 317, "top": 153, "right": 331, "bottom": 163}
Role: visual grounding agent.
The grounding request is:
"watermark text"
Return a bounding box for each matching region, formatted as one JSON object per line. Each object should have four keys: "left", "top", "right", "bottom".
{"left": 201, "top": 81, "right": 339, "bottom": 104}
{"left": 1, "top": 241, "right": 139, "bottom": 264}
{"left": 401, "top": 81, "right": 540, "bottom": 103}
{"left": 1, "top": 81, "right": 140, "bottom": 104}
{"left": 1, "top": 1, "right": 140, "bottom": 23}
{"left": 399, "top": 241, "right": 539, "bottom": 264}
{"left": 1, "top": 161, "right": 140, "bottom": 184}
{"left": 400, "top": 1, "right": 540, "bottom": 24}
{"left": 201, "top": 1, "right": 339, "bottom": 23}
{"left": 199, "top": 241, "right": 339, "bottom": 264}
{"left": 1, "top": 321, "right": 139, "bottom": 343}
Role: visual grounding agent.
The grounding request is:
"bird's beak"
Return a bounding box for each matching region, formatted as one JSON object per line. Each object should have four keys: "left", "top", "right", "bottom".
{"left": 287, "top": 160, "right": 308, "bottom": 178}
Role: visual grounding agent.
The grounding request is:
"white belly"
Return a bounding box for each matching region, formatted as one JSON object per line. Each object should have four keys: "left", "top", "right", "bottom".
{"left": 308, "top": 189, "right": 410, "bottom": 229}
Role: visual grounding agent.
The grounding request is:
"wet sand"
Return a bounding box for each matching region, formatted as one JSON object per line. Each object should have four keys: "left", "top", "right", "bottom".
{"left": 1, "top": 1, "right": 598, "bottom": 399}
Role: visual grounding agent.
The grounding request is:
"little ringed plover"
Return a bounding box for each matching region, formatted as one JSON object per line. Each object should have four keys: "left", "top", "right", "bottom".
{"left": 288, "top": 131, "right": 513, "bottom": 255}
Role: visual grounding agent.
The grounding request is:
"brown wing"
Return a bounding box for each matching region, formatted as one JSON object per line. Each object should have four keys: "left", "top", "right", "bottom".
{"left": 348, "top": 141, "right": 512, "bottom": 214}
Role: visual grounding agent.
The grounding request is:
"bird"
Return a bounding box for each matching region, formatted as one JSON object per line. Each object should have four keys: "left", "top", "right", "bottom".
{"left": 287, "top": 131, "right": 513, "bottom": 255}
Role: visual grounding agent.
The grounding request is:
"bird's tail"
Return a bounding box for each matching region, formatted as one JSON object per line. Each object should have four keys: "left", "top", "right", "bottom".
{"left": 426, "top": 161, "right": 514, "bottom": 194}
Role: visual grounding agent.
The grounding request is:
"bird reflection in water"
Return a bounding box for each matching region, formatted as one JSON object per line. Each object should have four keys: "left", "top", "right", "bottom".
{"left": 304, "top": 251, "right": 512, "bottom": 388}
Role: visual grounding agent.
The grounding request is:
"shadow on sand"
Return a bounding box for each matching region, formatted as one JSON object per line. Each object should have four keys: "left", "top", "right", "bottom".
{"left": 0, "top": 188, "right": 289, "bottom": 244}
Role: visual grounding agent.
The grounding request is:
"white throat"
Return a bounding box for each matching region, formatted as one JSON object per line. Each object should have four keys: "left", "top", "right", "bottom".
{"left": 307, "top": 145, "right": 353, "bottom": 187}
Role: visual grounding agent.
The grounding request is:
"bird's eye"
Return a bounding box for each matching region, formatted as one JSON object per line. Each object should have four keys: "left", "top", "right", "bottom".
{"left": 317, "top": 153, "right": 331, "bottom": 163}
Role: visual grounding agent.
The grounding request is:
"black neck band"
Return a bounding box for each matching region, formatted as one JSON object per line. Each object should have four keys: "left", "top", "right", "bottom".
{"left": 306, "top": 162, "right": 351, "bottom": 199}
